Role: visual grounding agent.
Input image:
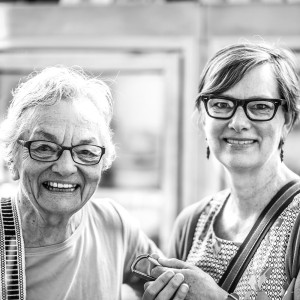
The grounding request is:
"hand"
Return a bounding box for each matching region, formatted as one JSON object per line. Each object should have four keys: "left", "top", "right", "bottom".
{"left": 143, "top": 270, "right": 189, "bottom": 300}
{"left": 150, "top": 256, "right": 228, "bottom": 300}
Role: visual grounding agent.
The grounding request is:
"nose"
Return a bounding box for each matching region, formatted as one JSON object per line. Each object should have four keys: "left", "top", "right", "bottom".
{"left": 51, "top": 149, "right": 77, "bottom": 176}
{"left": 228, "top": 106, "right": 251, "bottom": 132}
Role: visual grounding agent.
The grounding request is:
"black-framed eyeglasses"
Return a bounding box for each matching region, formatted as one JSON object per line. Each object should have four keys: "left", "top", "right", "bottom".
{"left": 198, "top": 94, "right": 287, "bottom": 121}
{"left": 18, "top": 140, "right": 105, "bottom": 166}
{"left": 131, "top": 254, "right": 161, "bottom": 281}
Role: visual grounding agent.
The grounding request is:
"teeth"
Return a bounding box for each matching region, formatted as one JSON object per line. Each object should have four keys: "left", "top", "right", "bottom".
{"left": 46, "top": 182, "right": 77, "bottom": 189}
{"left": 43, "top": 181, "right": 78, "bottom": 192}
{"left": 227, "top": 139, "right": 254, "bottom": 145}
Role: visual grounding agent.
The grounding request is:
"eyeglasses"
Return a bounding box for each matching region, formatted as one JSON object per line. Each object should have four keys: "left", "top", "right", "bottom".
{"left": 198, "top": 94, "right": 287, "bottom": 121}
{"left": 18, "top": 140, "right": 105, "bottom": 166}
{"left": 131, "top": 254, "right": 161, "bottom": 281}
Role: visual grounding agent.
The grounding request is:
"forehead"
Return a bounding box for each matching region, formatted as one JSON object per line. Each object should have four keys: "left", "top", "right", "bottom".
{"left": 223, "top": 64, "right": 279, "bottom": 99}
{"left": 25, "top": 98, "right": 103, "bottom": 144}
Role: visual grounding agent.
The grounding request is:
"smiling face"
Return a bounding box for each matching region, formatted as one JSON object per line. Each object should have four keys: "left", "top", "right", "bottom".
{"left": 14, "top": 98, "right": 104, "bottom": 216}
{"left": 202, "top": 63, "right": 292, "bottom": 173}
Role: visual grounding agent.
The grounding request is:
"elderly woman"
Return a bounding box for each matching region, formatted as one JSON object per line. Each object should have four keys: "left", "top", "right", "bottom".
{"left": 142, "top": 42, "right": 300, "bottom": 300}
{"left": 0, "top": 66, "right": 160, "bottom": 300}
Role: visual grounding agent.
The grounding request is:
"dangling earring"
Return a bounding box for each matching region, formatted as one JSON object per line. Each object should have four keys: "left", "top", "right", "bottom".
{"left": 279, "top": 140, "right": 284, "bottom": 162}
{"left": 206, "top": 146, "right": 210, "bottom": 160}
{"left": 205, "top": 138, "right": 210, "bottom": 160}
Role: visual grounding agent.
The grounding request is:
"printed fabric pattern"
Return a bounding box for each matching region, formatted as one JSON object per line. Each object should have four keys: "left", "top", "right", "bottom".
{"left": 186, "top": 194, "right": 300, "bottom": 300}
{"left": 0, "top": 197, "right": 26, "bottom": 300}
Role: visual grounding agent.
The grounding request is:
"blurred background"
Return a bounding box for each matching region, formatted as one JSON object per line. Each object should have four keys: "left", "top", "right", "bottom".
{"left": 0, "top": 0, "right": 299, "bottom": 256}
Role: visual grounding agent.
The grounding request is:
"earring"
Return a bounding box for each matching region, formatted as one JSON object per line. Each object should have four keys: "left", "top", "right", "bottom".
{"left": 206, "top": 146, "right": 210, "bottom": 160}
{"left": 279, "top": 140, "right": 284, "bottom": 162}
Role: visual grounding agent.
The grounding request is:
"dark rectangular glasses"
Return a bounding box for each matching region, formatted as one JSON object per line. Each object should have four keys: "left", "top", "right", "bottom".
{"left": 198, "top": 94, "right": 287, "bottom": 121}
{"left": 18, "top": 140, "right": 105, "bottom": 166}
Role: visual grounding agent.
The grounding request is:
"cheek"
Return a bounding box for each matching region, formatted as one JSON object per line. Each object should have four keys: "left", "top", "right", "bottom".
{"left": 18, "top": 161, "right": 46, "bottom": 200}
{"left": 259, "top": 123, "right": 282, "bottom": 145}
{"left": 21, "top": 161, "right": 43, "bottom": 185}
{"left": 83, "top": 166, "right": 102, "bottom": 187}
{"left": 203, "top": 120, "right": 223, "bottom": 142}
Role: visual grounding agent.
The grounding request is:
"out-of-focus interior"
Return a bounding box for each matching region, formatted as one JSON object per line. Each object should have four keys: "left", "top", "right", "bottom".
{"left": 0, "top": 1, "right": 299, "bottom": 255}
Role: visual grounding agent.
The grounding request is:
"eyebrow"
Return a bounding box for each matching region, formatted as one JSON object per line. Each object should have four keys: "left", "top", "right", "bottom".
{"left": 33, "top": 131, "right": 59, "bottom": 143}
{"left": 78, "top": 138, "right": 98, "bottom": 145}
{"left": 221, "top": 94, "right": 279, "bottom": 100}
{"left": 32, "top": 131, "right": 98, "bottom": 145}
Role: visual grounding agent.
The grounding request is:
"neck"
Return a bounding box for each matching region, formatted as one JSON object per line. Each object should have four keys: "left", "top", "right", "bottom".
{"left": 17, "top": 193, "right": 82, "bottom": 247}
{"left": 214, "top": 161, "right": 299, "bottom": 243}
{"left": 226, "top": 161, "right": 298, "bottom": 217}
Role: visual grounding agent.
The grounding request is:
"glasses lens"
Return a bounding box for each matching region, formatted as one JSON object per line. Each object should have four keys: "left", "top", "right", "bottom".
{"left": 207, "top": 98, "right": 235, "bottom": 118}
{"left": 29, "top": 141, "right": 60, "bottom": 161}
{"left": 72, "top": 145, "right": 103, "bottom": 165}
{"left": 246, "top": 100, "right": 275, "bottom": 120}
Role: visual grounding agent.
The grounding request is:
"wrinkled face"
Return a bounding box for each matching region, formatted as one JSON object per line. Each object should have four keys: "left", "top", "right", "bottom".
{"left": 202, "top": 63, "right": 292, "bottom": 173}
{"left": 14, "top": 98, "right": 105, "bottom": 215}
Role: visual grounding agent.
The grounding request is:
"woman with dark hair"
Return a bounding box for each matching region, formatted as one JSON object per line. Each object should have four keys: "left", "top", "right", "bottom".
{"left": 142, "top": 42, "right": 300, "bottom": 300}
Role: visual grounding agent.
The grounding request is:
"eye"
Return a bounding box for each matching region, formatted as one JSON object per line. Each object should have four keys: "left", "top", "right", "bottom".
{"left": 73, "top": 145, "right": 103, "bottom": 163}
{"left": 213, "top": 102, "right": 231, "bottom": 109}
{"left": 29, "top": 141, "right": 59, "bottom": 159}
{"left": 209, "top": 99, "right": 234, "bottom": 110}
{"left": 254, "top": 104, "right": 268, "bottom": 110}
{"left": 36, "top": 145, "right": 53, "bottom": 151}
{"left": 77, "top": 149, "right": 97, "bottom": 157}
{"left": 249, "top": 102, "right": 274, "bottom": 111}
{"left": 31, "top": 142, "right": 57, "bottom": 153}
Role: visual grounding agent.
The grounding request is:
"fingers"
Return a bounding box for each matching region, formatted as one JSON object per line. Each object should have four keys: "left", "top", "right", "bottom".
{"left": 157, "top": 257, "right": 188, "bottom": 269}
{"left": 173, "top": 283, "right": 189, "bottom": 300}
{"left": 151, "top": 266, "right": 168, "bottom": 278}
{"left": 143, "top": 271, "right": 174, "bottom": 299}
{"left": 150, "top": 253, "right": 161, "bottom": 260}
{"left": 144, "top": 281, "right": 151, "bottom": 290}
{"left": 143, "top": 271, "right": 186, "bottom": 300}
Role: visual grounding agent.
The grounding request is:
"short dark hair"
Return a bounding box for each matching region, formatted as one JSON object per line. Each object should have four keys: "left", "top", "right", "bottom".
{"left": 196, "top": 42, "right": 300, "bottom": 127}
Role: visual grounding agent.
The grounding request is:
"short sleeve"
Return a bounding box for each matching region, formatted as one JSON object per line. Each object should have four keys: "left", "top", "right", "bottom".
{"left": 107, "top": 200, "right": 162, "bottom": 285}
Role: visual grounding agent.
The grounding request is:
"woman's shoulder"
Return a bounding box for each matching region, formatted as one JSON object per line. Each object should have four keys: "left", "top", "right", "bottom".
{"left": 88, "top": 197, "right": 123, "bottom": 210}
{"left": 86, "top": 197, "right": 142, "bottom": 232}
{"left": 175, "top": 189, "right": 230, "bottom": 226}
{"left": 168, "top": 189, "right": 230, "bottom": 259}
{"left": 87, "top": 198, "right": 131, "bottom": 225}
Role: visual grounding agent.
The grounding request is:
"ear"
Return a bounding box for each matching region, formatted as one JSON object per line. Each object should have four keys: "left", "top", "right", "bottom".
{"left": 282, "top": 111, "right": 294, "bottom": 140}
{"left": 197, "top": 103, "right": 207, "bottom": 127}
{"left": 10, "top": 163, "right": 20, "bottom": 181}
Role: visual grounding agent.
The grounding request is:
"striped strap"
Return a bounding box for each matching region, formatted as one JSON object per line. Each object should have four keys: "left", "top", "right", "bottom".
{"left": 0, "top": 197, "right": 26, "bottom": 300}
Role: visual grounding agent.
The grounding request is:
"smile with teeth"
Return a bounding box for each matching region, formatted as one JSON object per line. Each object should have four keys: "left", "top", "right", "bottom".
{"left": 226, "top": 139, "right": 256, "bottom": 145}
{"left": 43, "top": 181, "right": 78, "bottom": 192}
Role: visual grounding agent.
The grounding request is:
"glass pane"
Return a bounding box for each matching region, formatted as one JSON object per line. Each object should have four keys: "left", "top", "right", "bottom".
{"left": 101, "top": 72, "right": 164, "bottom": 189}
{"left": 0, "top": 73, "right": 22, "bottom": 120}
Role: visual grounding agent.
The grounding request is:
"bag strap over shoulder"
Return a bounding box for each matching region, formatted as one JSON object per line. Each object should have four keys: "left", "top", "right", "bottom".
{"left": 219, "top": 180, "right": 300, "bottom": 293}
{"left": 0, "top": 197, "right": 26, "bottom": 300}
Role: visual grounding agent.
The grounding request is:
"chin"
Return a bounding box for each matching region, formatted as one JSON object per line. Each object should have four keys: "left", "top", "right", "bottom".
{"left": 222, "top": 156, "right": 260, "bottom": 172}
{"left": 38, "top": 196, "right": 82, "bottom": 215}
